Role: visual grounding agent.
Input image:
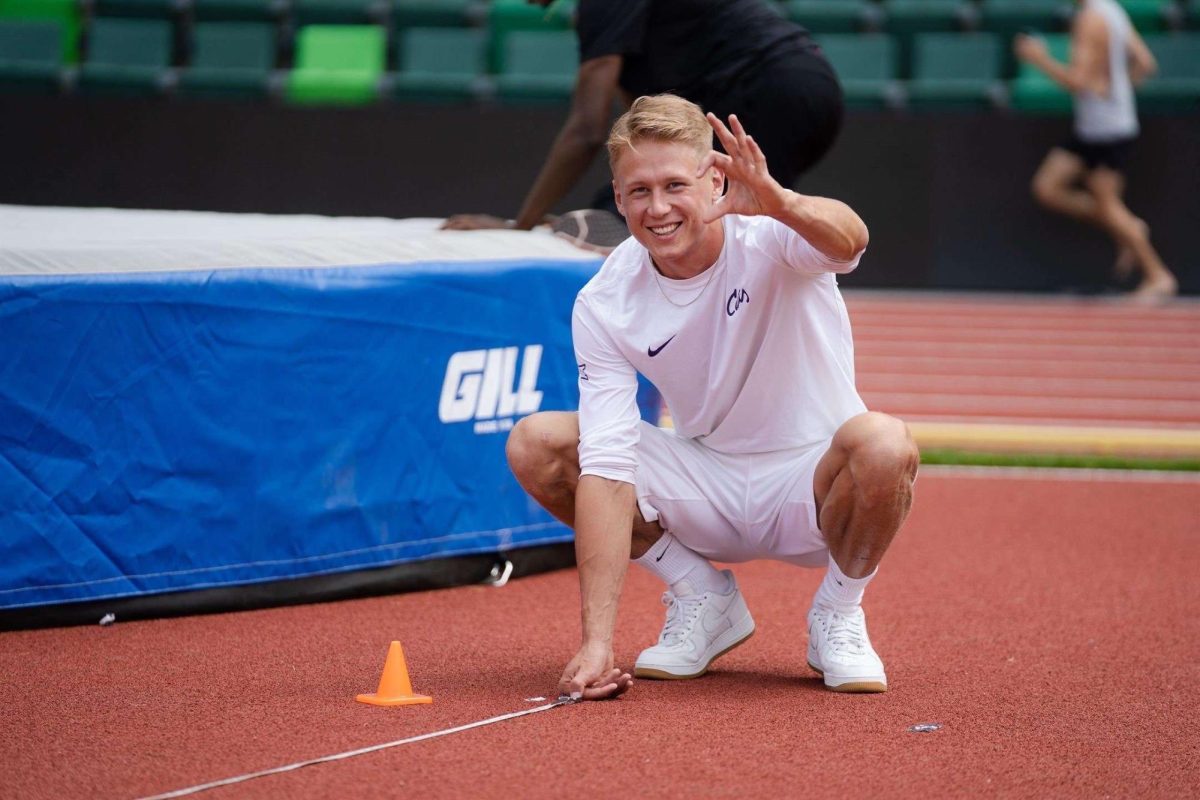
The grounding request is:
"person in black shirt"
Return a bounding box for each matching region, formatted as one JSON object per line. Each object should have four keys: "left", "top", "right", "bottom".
{"left": 443, "top": 0, "right": 843, "bottom": 238}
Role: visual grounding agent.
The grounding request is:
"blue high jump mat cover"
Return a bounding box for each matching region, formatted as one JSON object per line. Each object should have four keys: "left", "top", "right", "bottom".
{"left": 0, "top": 207, "right": 627, "bottom": 618}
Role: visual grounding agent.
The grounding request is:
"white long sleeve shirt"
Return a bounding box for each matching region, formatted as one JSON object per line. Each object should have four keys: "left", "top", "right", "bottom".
{"left": 573, "top": 214, "right": 868, "bottom": 484}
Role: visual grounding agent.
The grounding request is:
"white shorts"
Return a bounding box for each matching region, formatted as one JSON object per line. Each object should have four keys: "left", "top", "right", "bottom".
{"left": 633, "top": 421, "right": 832, "bottom": 568}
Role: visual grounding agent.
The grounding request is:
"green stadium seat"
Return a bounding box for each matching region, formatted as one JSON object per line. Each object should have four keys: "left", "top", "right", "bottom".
{"left": 979, "top": 0, "right": 1073, "bottom": 34}
{"left": 487, "top": 0, "right": 573, "bottom": 73}
{"left": 78, "top": 17, "right": 174, "bottom": 95}
{"left": 0, "top": 0, "right": 81, "bottom": 63}
{"left": 1116, "top": 0, "right": 1172, "bottom": 32}
{"left": 0, "top": 18, "right": 63, "bottom": 92}
{"left": 981, "top": 0, "right": 1073, "bottom": 76}
{"left": 1009, "top": 32, "right": 1071, "bottom": 112}
{"left": 392, "top": 25, "right": 486, "bottom": 101}
{"left": 882, "top": 0, "right": 976, "bottom": 77}
{"left": 93, "top": 0, "right": 181, "bottom": 20}
{"left": 494, "top": 28, "right": 577, "bottom": 103}
{"left": 393, "top": 0, "right": 476, "bottom": 29}
{"left": 1138, "top": 32, "right": 1200, "bottom": 110}
{"left": 192, "top": 0, "right": 288, "bottom": 21}
{"left": 908, "top": 32, "right": 1005, "bottom": 108}
{"left": 816, "top": 33, "right": 902, "bottom": 107}
{"left": 293, "top": 0, "right": 390, "bottom": 26}
{"left": 178, "top": 21, "right": 276, "bottom": 98}
{"left": 784, "top": 0, "right": 878, "bottom": 34}
{"left": 286, "top": 23, "right": 386, "bottom": 104}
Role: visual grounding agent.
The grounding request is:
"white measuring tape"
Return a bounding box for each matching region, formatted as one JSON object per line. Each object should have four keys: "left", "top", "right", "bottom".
{"left": 136, "top": 696, "right": 576, "bottom": 800}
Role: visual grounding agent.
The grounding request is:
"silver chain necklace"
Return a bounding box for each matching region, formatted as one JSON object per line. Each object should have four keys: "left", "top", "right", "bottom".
{"left": 651, "top": 260, "right": 720, "bottom": 308}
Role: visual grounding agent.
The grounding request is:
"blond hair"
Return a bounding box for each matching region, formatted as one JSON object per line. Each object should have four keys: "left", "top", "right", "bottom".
{"left": 606, "top": 94, "right": 713, "bottom": 170}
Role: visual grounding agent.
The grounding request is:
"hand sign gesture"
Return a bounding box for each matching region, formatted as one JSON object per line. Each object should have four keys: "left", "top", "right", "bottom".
{"left": 698, "top": 113, "right": 788, "bottom": 223}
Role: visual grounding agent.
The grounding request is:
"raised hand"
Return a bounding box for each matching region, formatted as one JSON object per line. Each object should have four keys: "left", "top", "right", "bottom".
{"left": 1013, "top": 33, "right": 1048, "bottom": 65}
{"left": 558, "top": 640, "right": 633, "bottom": 701}
{"left": 697, "top": 113, "right": 788, "bottom": 223}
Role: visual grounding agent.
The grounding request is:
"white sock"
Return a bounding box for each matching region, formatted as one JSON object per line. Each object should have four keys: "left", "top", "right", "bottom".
{"left": 634, "top": 533, "right": 730, "bottom": 597}
{"left": 814, "top": 553, "right": 876, "bottom": 611}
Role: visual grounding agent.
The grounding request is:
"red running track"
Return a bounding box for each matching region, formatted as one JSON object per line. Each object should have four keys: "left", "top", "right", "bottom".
{"left": 2, "top": 470, "right": 1197, "bottom": 799}
{"left": 846, "top": 293, "right": 1200, "bottom": 430}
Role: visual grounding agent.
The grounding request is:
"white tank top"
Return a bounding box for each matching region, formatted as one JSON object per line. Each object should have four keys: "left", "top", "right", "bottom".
{"left": 1075, "top": 0, "right": 1139, "bottom": 141}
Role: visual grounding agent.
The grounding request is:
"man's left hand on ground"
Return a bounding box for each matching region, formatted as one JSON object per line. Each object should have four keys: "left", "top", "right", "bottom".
{"left": 698, "top": 113, "right": 789, "bottom": 223}
{"left": 558, "top": 641, "right": 633, "bottom": 701}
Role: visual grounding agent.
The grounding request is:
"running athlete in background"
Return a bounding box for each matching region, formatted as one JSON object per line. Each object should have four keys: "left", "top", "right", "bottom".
{"left": 443, "top": 0, "right": 843, "bottom": 244}
{"left": 506, "top": 95, "right": 918, "bottom": 701}
{"left": 1015, "top": 0, "right": 1178, "bottom": 301}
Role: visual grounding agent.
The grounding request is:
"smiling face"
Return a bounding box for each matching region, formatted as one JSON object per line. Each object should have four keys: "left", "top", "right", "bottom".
{"left": 612, "top": 138, "right": 726, "bottom": 279}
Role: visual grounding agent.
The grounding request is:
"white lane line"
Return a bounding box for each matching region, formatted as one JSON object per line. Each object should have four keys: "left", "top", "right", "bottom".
{"left": 853, "top": 324, "right": 1197, "bottom": 346}
{"left": 857, "top": 374, "right": 1200, "bottom": 400}
{"left": 856, "top": 340, "right": 1197, "bottom": 361}
{"left": 135, "top": 697, "right": 576, "bottom": 800}
{"left": 855, "top": 355, "right": 1200, "bottom": 381}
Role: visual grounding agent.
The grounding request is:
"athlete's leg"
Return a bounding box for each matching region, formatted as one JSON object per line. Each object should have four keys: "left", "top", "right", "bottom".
{"left": 508, "top": 413, "right": 753, "bottom": 679}
{"left": 505, "top": 411, "right": 662, "bottom": 553}
{"left": 1031, "top": 149, "right": 1148, "bottom": 280}
{"left": 803, "top": 412, "right": 918, "bottom": 693}
{"left": 1030, "top": 148, "right": 1097, "bottom": 223}
{"left": 812, "top": 412, "right": 919, "bottom": 578}
{"left": 1086, "top": 167, "right": 1177, "bottom": 300}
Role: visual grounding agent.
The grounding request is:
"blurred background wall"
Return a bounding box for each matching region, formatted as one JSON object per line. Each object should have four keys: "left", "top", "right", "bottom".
{"left": 3, "top": 97, "right": 1195, "bottom": 293}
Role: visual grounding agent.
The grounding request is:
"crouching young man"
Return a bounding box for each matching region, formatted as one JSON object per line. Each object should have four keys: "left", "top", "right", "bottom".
{"left": 506, "top": 94, "right": 918, "bottom": 701}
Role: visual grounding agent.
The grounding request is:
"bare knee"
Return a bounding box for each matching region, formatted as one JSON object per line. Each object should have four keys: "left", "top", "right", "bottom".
{"left": 845, "top": 413, "right": 920, "bottom": 502}
{"left": 1031, "top": 173, "right": 1062, "bottom": 209}
{"left": 505, "top": 412, "right": 579, "bottom": 489}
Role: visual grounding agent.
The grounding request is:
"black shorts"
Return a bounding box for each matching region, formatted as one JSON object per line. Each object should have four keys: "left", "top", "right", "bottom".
{"left": 1060, "top": 134, "right": 1136, "bottom": 171}
{"left": 707, "top": 49, "right": 845, "bottom": 188}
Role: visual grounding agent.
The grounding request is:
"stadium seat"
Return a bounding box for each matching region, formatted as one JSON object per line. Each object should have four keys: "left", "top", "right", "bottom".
{"left": 882, "top": 0, "right": 976, "bottom": 77}
{"left": 487, "top": 0, "right": 574, "bottom": 73}
{"left": 1138, "top": 32, "right": 1200, "bottom": 111}
{"left": 293, "top": 0, "right": 390, "bottom": 26}
{"left": 0, "top": 0, "right": 81, "bottom": 63}
{"left": 192, "top": 0, "right": 288, "bottom": 21}
{"left": 908, "top": 32, "right": 1005, "bottom": 108}
{"left": 816, "top": 33, "right": 902, "bottom": 107}
{"left": 982, "top": 0, "right": 1073, "bottom": 76}
{"left": 286, "top": 24, "right": 386, "bottom": 104}
{"left": 77, "top": 17, "right": 174, "bottom": 95}
{"left": 393, "top": 0, "right": 477, "bottom": 29}
{"left": 393, "top": 25, "right": 487, "bottom": 101}
{"left": 1009, "top": 32, "right": 1070, "bottom": 112}
{"left": 0, "top": 18, "right": 63, "bottom": 92}
{"left": 93, "top": 0, "right": 181, "bottom": 19}
{"left": 784, "top": 0, "right": 878, "bottom": 34}
{"left": 1115, "top": 0, "right": 1173, "bottom": 32}
{"left": 979, "top": 0, "right": 1073, "bottom": 35}
{"left": 494, "top": 28, "right": 577, "bottom": 103}
{"left": 178, "top": 21, "right": 276, "bottom": 98}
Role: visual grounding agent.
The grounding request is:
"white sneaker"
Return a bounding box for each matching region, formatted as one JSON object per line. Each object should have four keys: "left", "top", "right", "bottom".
{"left": 634, "top": 570, "right": 755, "bottom": 680}
{"left": 806, "top": 604, "right": 888, "bottom": 693}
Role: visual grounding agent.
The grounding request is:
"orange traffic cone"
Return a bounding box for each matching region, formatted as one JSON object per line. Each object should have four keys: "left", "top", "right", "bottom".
{"left": 356, "top": 641, "right": 433, "bottom": 706}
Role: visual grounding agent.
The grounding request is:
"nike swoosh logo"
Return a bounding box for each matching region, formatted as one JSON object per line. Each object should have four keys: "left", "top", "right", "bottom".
{"left": 702, "top": 612, "right": 732, "bottom": 637}
{"left": 648, "top": 335, "right": 676, "bottom": 357}
{"left": 655, "top": 539, "right": 673, "bottom": 562}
